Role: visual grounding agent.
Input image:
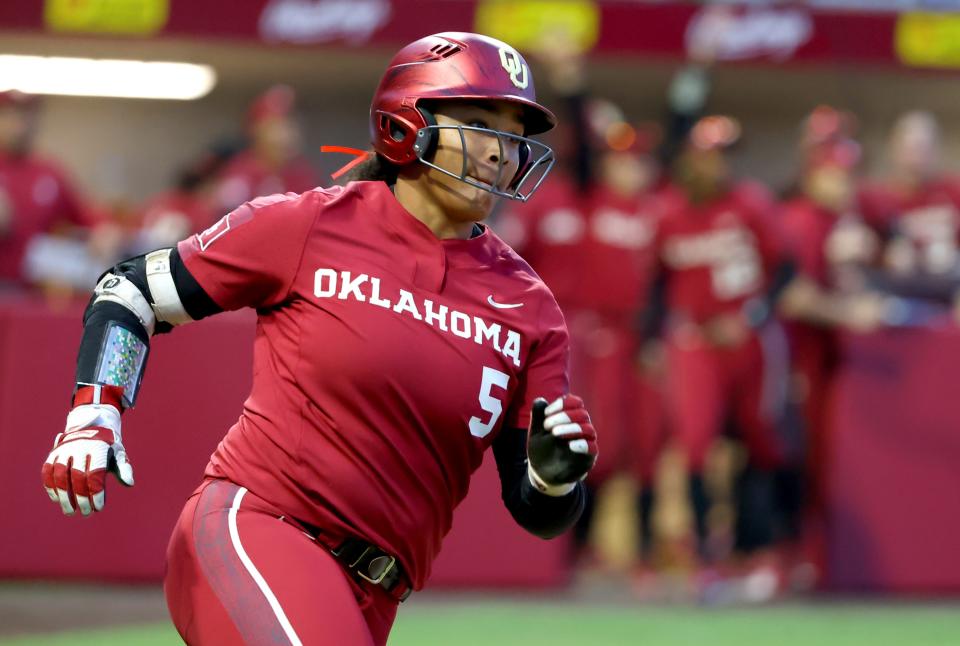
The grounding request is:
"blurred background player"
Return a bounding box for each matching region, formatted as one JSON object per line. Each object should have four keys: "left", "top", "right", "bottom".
{"left": 133, "top": 145, "right": 237, "bottom": 253}
{"left": 0, "top": 90, "right": 94, "bottom": 292}
{"left": 868, "top": 111, "right": 960, "bottom": 279}
{"left": 214, "top": 84, "right": 318, "bottom": 212}
{"left": 640, "top": 116, "right": 795, "bottom": 598}
{"left": 495, "top": 37, "right": 668, "bottom": 575}
{"left": 777, "top": 105, "right": 890, "bottom": 586}
{"left": 858, "top": 111, "right": 960, "bottom": 316}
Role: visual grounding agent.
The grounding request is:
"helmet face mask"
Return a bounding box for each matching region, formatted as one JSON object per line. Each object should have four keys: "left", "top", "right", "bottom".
{"left": 412, "top": 122, "right": 555, "bottom": 202}
{"left": 370, "top": 32, "right": 557, "bottom": 202}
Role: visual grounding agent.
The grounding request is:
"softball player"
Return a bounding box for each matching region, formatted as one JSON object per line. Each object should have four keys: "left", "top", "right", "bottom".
{"left": 41, "top": 33, "right": 598, "bottom": 645}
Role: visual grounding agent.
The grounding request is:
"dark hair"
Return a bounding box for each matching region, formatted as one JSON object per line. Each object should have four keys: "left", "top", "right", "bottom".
{"left": 339, "top": 152, "right": 401, "bottom": 185}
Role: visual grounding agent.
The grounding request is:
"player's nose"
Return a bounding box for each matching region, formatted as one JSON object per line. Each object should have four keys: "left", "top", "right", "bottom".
{"left": 481, "top": 136, "right": 517, "bottom": 174}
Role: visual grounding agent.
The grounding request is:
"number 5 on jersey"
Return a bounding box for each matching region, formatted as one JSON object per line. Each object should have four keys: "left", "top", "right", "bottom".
{"left": 469, "top": 366, "right": 509, "bottom": 438}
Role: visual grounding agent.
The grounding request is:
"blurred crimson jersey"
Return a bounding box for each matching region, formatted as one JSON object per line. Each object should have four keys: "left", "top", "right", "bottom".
{"left": 0, "top": 152, "right": 89, "bottom": 283}
{"left": 778, "top": 196, "right": 844, "bottom": 353}
{"left": 214, "top": 150, "right": 318, "bottom": 213}
{"left": 780, "top": 197, "right": 843, "bottom": 287}
{"left": 177, "top": 180, "right": 569, "bottom": 590}
{"left": 494, "top": 174, "right": 662, "bottom": 316}
{"left": 860, "top": 177, "right": 960, "bottom": 274}
{"left": 652, "top": 181, "right": 786, "bottom": 323}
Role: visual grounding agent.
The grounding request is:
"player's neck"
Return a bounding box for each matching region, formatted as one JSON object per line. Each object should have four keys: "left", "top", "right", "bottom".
{"left": 393, "top": 179, "right": 476, "bottom": 240}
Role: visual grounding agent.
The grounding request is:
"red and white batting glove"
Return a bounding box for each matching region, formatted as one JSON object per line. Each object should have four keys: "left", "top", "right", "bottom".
{"left": 527, "top": 395, "right": 598, "bottom": 496}
{"left": 41, "top": 389, "right": 134, "bottom": 516}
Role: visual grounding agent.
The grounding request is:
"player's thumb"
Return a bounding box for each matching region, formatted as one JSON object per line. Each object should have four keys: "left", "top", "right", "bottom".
{"left": 108, "top": 447, "right": 135, "bottom": 487}
{"left": 529, "top": 397, "right": 548, "bottom": 435}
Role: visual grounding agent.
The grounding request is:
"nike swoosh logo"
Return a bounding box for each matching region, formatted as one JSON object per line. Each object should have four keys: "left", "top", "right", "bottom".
{"left": 487, "top": 295, "right": 523, "bottom": 309}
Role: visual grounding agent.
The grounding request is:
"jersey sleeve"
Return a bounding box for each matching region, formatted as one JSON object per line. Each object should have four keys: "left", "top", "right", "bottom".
{"left": 504, "top": 292, "right": 570, "bottom": 429}
{"left": 176, "top": 191, "right": 320, "bottom": 311}
{"left": 780, "top": 202, "right": 823, "bottom": 280}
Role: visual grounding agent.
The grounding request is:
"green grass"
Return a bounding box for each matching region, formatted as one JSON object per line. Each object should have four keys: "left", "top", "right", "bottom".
{"left": 2, "top": 601, "right": 959, "bottom": 645}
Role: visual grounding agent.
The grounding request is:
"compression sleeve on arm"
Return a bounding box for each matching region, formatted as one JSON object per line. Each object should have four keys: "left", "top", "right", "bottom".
{"left": 491, "top": 425, "right": 585, "bottom": 539}
{"left": 73, "top": 247, "right": 222, "bottom": 409}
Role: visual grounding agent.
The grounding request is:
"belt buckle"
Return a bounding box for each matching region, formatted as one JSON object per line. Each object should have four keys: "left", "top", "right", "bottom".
{"left": 357, "top": 553, "right": 396, "bottom": 585}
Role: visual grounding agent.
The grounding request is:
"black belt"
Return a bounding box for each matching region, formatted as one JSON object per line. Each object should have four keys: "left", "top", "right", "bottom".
{"left": 329, "top": 537, "right": 412, "bottom": 602}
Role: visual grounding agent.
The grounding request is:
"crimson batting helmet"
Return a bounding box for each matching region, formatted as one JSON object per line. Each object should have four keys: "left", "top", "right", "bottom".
{"left": 369, "top": 32, "right": 557, "bottom": 201}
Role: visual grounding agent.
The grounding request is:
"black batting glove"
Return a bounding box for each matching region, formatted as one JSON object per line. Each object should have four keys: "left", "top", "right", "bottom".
{"left": 527, "top": 395, "right": 598, "bottom": 495}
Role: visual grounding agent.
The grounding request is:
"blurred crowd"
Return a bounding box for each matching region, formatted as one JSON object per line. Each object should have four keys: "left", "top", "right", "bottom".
{"left": 494, "top": 42, "right": 960, "bottom": 604}
{"left": 0, "top": 84, "right": 317, "bottom": 301}
{"left": 3, "top": 42, "right": 959, "bottom": 604}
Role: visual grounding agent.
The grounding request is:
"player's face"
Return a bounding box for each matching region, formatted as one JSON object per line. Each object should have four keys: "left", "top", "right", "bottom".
{"left": 0, "top": 105, "right": 33, "bottom": 154}
{"left": 421, "top": 100, "right": 525, "bottom": 222}
{"left": 890, "top": 118, "right": 939, "bottom": 179}
{"left": 675, "top": 147, "right": 729, "bottom": 201}
{"left": 253, "top": 115, "right": 301, "bottom": 165}
{"left": 600, "top": 151, "right": 657, "bottom": 197}
{"left": 805, "top": 163, "right": 854, "bottom": 212}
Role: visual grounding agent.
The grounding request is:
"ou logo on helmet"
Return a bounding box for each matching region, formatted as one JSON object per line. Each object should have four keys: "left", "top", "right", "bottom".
{"left": 498, "top": 46, "right": 528, "bottom": 90}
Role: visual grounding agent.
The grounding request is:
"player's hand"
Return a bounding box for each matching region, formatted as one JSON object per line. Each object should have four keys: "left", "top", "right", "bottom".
{"left": 842, "top": 292, "right": 889, "bottom": 333}
{"left": 703, "top": 312, "right": 750, "bottom": 348}
{"left": 527, "top": 395, "right": 597, "bottom": 494}
{"left": 41, "top": 404, "right": 134, "bottom": 516}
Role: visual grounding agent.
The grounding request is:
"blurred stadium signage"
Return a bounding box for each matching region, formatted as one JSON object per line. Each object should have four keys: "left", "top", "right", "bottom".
{"left": 474, "top": 0, "right": 600, "bottom": 53}
{"left": 1, "top": 1, "right": 958, "bottom": 73}
{"left": 258, "top": 0, "right": 391, "bottom": 44}
{"left": 44, "top": 0, "right": 168, "bottom": 35}
{"left": 895, "top": 12, "right": 960, "bottom": 69}
{"left": 685, "top": 6, "right": 813, "bottom": 62}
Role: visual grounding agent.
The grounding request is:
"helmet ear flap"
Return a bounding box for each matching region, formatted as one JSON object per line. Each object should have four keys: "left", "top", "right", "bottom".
{"left": 412, "top": 107, "right": 438, "bottom": 160}
{"left": 372, "top": 109, "right": 424, "bottom": 164}
{"left": 509, "top": 140, "right": 532, "bottom": 190}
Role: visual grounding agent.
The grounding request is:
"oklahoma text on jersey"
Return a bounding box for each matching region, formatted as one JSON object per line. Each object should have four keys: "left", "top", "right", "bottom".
{"left": 313, "top": 268, "right": 523, "bottom": 367}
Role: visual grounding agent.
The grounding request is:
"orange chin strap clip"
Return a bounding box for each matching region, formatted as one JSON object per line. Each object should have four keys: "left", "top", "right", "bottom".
{"left": 321, "top": 146, "right": 371, "bottom": 180}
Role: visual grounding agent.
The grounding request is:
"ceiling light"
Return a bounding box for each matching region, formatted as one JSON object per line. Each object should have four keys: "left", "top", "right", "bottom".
{"left": 0, "top": 55, "right": 216, "bottom": 100}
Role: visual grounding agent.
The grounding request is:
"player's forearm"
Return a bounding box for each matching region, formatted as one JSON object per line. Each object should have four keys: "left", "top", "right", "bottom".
{"left": 507, "top": 474, "right": 585, "bottom": 539}
{"left": 492, "top": 426, "right": 586, "bottom": 539}
{"left": 779, "top": 277, "right": 851, "bottom": 328}
{"left": 73, "top": 247, "right": 219, "bottom": 409}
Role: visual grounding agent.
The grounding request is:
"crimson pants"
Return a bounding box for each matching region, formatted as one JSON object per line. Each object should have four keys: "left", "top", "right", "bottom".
{"left": 665, "top": 326, "right": 788, "bottom": 473}
{"left": 567, "top": 311, "right": 667, "bottom": 485}
{"left": 164, "top": 479, "right": 398, "bottom": 646}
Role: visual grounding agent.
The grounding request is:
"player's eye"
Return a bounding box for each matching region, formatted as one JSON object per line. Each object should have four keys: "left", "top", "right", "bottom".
{"left": 469, "top": 119, "right": 488, "bottom": 129}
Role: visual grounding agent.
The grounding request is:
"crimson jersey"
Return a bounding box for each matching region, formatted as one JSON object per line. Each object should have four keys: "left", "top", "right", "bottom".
{"left": 215, "top": 150, "right": 318, "bottom": 213}
{"left": 495, "top": 175, "right": 661, "bottom": 315}
{"left": 177, "top": 180, "right": 570, "bottom": 590}
{"left": 652, "top": 182, "right": 785, "bottom": 323}
{"left": 860, "top": 177, "right": 960, "bottom": 274}
{"left": 0, "top": 152, "right": 88, "bottom": 283}
{"left": 779, "top": 197, "right": 844, "bottom": 361}
{"left": 780, "top": 198, "right": 841, "bottom": 287}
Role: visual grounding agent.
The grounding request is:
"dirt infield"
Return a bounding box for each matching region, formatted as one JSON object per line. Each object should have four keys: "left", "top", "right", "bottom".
{"left": 0, "top": 582, "right": 169, "bottom": 637}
